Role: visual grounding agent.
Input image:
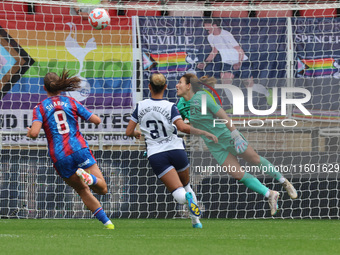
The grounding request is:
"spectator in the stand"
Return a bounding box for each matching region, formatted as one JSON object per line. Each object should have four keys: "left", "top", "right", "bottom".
{"left": 71, "top": 0, "right": 108, "bottom": 19}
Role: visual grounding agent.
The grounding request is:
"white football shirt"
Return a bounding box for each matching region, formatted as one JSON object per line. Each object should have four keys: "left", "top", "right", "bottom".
{"left": 207, "top": 29, "right": 248, "bottom": 65}
{"left": 130, "top": 98, "right": 184, "bottom": 157}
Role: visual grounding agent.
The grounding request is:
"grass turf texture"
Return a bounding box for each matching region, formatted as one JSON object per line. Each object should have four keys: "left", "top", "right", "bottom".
{"left": 1, "top": 219, "right": 339, "bottom": 255}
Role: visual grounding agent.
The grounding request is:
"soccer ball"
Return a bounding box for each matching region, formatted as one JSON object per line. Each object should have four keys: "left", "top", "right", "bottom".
{"left": 88, "top": 8, "right": 110, "bottom": 30}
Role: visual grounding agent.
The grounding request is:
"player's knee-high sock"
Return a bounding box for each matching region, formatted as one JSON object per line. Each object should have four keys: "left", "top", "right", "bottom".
{"left": 93, "top": 207, "right": 112, "bottom": 225}
{"left": 184, "top": 183, "right": 198, "bottom": 204}
{"left": 239, "top": 172, "right": 269, "bottom": 197}
{"left": 90, "top": 174, "right": 98, "bottom": 185}
{"left": 171, "top": 187, "right": 187, "bottom": 204}
{"left": 252, "top": 84, "right": 270, "bottom": 97}
{"left": 184, "top": 183, "right": 200, "bottom": 224}
{"left": 258, "top": 156, "right": 285, "bottom": 183}
{"left": 76, "top": 168, "right": 98, "bottom": 186}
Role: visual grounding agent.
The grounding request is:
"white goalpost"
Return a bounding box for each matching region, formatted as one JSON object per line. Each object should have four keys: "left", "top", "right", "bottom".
{"left": 0, "top": 0, "right": 339, "bottom": 220}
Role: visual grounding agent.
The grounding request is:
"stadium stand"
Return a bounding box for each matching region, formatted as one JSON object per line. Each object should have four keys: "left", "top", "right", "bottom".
{"left": 299, "top": 0, "right": 337, "bottom": 17}
{"left": 0, "top": 1, "right": 28, "bottom": 13}
{"left": 256, "top": 2, "right": 293, "bottom": 17}
{"left": 212, "top": 2, "right": 249, "bottom": 18}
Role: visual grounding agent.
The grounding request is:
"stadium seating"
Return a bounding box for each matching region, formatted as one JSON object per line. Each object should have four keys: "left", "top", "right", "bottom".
{"left": 256, "top": 3, "right": 293, "bottom": 17}
{"left": 168, "top": 2, "right": 205, "bottom": 17}
{"left": 33, "top": 3, "right": 118, "bottom": 18}
{"left": 124, "top": 1, "right": 162, "bottom": 17}
{"left": 299, "top": 0, "right": 337, "bottom": 17}
{"left": 34, "top": 4, "right": 70, "bottom": 15}
{"left": 212, "top": 2, "right": 249, "bottom": 18}
{"left": 1, "top": 1, "right": 337, "bottom": 19}
{"left": 299, "top": 8, "right": 337, "bottom": 18}
{"left": 108, "top": 8, "right": 118, "bottom": 17}
{"left": 0, "top": 1, "right": 28, "bottom": 13}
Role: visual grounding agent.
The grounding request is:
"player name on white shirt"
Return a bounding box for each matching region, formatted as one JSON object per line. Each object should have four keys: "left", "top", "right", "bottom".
{"left": 132, "top": 98, "right": 184, "bottom": 157}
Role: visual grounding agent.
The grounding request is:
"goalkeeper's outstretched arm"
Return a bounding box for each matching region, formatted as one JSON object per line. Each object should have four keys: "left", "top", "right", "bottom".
{"left": 174, "top": 118, "right": 218, "bottom": 143}
{"left": 214, "top": 108, "right": 236, "bottom": 132}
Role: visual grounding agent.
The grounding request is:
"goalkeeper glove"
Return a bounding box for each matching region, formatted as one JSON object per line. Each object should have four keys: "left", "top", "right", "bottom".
{"left": 230, "top": 130, "right": 248, "bottom": 154}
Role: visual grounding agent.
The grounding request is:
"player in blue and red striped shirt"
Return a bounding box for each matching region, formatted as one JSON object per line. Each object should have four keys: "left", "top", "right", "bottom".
{"left": 27, "top": 70, "right": 114, "bottom": 229}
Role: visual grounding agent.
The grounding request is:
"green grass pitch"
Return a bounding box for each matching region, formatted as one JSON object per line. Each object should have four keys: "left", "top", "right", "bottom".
{"left": 1, "top": 219, "right": 340, "bottom": 255}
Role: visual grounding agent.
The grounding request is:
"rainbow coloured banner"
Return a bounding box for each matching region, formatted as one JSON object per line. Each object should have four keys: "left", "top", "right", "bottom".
{"left": 0, "top": 14, "right": 135, "bottom": 136}
{"left": 0, "top": 14, "right": 133, "bottom": 111}
{"left": 297, "top": 57, "right": 339, "bottom": 77}
{"left": 148, "top": 52, "right": 189, "bottom": 73}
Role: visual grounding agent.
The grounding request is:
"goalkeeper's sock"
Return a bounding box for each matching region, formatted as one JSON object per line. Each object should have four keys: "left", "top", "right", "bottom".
{"left": 93, "top": 207, "right": 111, "bottom": 225}
{"left": 239, "top": 172, "right": 269, "bottom": 197}
{"left": 258, "top": 156, "right": 285, "bottom": 183}
{"left": 171, "top": 187, "right": 187, "bottom": 204}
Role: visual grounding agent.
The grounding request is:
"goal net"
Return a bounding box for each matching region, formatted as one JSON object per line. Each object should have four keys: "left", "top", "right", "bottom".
{"left": 0, "top": 0, "right": 339, "bottom": 219}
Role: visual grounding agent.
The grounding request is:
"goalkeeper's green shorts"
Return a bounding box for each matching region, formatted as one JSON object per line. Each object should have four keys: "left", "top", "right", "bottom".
{"left": 204, "top": 132, "right": 247, "bottom": 165}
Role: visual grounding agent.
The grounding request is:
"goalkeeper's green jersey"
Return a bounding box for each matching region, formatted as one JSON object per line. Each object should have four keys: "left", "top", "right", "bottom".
{"left": 177, "top": 96, "right": 191, "bottom": 121}
{"left": 177, "top": 91, "right": 231, "bottom": 145}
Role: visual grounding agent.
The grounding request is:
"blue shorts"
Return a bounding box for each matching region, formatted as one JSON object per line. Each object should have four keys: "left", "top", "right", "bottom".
{"left": 218, "top": 61, "right": 252, "bottom": 79}
{"left": 54, "top": 148, "right": 97, "bottom": 179}
{"left": 148, "top": 149, "right": 190, "bottom": 179}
